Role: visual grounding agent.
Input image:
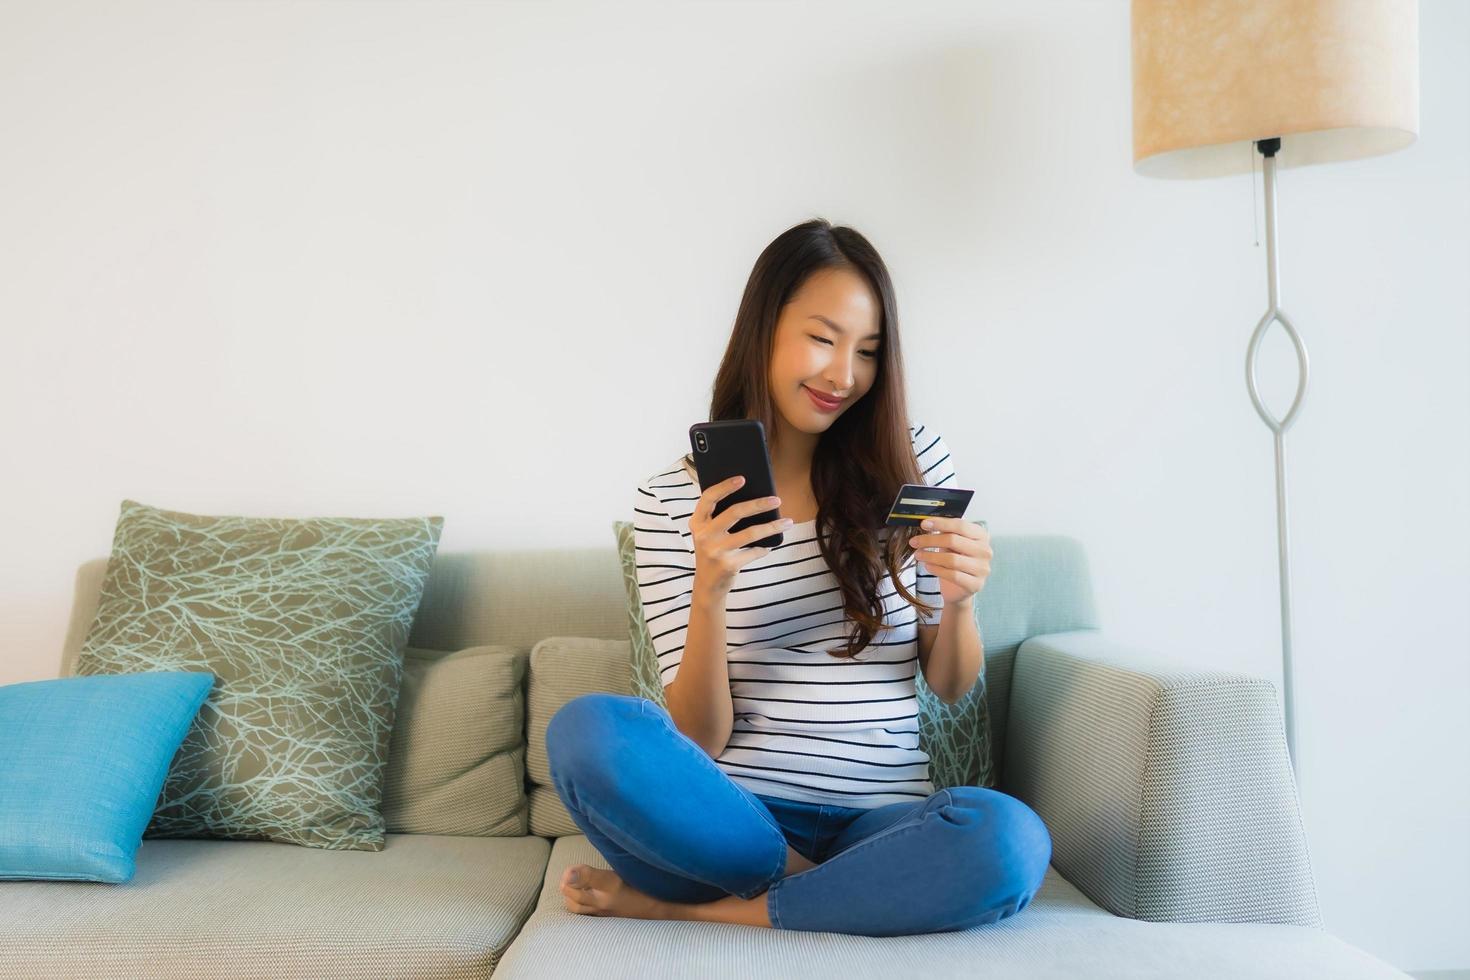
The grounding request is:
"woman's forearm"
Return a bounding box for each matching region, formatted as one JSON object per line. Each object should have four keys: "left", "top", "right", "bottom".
{"left": 662, "top": 588, "right": 735, "bottom": 758}
{"left": 925, "top": 598, "right": 984, "bottom": 705}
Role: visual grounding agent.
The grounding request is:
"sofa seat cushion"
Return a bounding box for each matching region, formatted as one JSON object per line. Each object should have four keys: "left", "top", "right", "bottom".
{"left": 0, "top": 833, "right": 549, "bottom": 979}
{"left": 491, "top": 835, "right": 1407, "bottom": 980}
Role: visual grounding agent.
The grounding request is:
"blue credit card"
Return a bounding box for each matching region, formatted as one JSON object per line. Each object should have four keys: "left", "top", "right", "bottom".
{"left": 885, "top": 483, "right": 975, "bottom": 526}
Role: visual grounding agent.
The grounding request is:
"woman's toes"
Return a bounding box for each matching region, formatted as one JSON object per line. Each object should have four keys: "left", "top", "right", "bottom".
{"left": 560, "top": 866, "right": 598, "bottom": 915}
{"left": 576, "top": 867, "right": 619, "bottom": 894}
{"left": 560, "top": 864, "right": 616, "bottom": 915}
{"left": 556, "top": 865, "right": 667, "bottom": 920}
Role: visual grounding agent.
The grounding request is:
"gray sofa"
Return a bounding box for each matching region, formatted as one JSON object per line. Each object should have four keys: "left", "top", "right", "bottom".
{"left": 0, "top": 535, "right": 1406, "bottom": 979}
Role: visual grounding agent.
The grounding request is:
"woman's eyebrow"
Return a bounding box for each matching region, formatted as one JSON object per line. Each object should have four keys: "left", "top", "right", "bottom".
{"left": 808, "top": 314, "right": 881, "bottom": 342}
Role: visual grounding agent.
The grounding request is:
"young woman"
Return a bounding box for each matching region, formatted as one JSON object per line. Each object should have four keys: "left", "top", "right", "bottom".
{"left": 545, "top": 218, "right": 1051, "bottom": 937}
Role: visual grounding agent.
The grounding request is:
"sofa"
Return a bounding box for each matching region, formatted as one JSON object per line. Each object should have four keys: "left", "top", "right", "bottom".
{"left": 0, "top": 534, "right": 1407, "bottom": 979}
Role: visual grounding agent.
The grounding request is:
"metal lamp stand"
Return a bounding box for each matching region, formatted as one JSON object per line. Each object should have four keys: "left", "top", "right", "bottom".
{"left": 1244, "top": 136, "right": 1309, "bottom": 790}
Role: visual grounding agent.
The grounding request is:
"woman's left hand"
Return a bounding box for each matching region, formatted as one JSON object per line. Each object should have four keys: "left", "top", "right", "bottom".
{"left": 910, "top": 517, "right": 992, "bottom": 607}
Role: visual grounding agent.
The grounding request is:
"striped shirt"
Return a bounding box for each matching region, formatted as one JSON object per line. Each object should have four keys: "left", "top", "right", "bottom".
{"left": 631, "top": 422, "right": 957, "bottom": 809}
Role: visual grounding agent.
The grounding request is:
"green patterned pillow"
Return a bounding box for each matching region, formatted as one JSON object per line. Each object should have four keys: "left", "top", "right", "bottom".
{"left": 612, "top": 519, "right": 993, "bottom": 790}
{"left": 614, "top": 519, "right": 673, "bottom": 709}
{"left": 75, "top": 500, "right": 444, "bottom": 851}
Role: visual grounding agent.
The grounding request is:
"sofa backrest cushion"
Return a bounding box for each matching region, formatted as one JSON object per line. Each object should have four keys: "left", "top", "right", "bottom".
{"left": 404, "top": 548, "right": 628, "bottom": 652}
{"left": 382, "top": 645, "right": 528, "bottom": 836}
{"left": 64, "top": 535, "right": 1103, "bottom": 813}
{"left": 524, "top": 637, "right": 632, "bottom": 838}
{"left": 61, "top": 548, "right": 629, "bottom": 682}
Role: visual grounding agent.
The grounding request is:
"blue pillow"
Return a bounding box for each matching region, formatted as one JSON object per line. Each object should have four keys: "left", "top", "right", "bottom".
{"left": 0, "top": 670, "right": 214, "bottom": 883}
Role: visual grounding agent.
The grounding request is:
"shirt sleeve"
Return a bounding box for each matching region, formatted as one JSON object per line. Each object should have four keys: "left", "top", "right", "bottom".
{"left": 632, "top": 478, "right": 698, "bottom": 688}
{"left": 913, "top": 427, "right": 957, "bottom": 626}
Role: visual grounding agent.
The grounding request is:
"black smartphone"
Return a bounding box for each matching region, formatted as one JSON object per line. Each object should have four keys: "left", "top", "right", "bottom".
{"left": 688, "top": 419, "right": 784, "bottom": 549}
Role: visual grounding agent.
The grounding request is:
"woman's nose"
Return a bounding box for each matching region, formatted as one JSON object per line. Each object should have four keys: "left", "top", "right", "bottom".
{"left": 828, "top": 355, "right": 856, "bottom": 389}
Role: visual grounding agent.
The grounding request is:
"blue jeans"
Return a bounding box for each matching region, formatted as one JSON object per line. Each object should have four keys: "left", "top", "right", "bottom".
{"left": 545, "top": 692, "right": 1052, "bottom": 937}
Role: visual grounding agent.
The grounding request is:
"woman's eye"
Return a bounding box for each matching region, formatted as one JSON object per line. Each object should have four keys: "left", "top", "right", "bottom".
{"left": 810, "top": 335, "right": 879, "bottom": 359}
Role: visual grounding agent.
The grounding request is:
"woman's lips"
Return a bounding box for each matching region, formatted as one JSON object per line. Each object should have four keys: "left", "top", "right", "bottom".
{"left": 804, "top": 386, "right": 844, "bottom": 412}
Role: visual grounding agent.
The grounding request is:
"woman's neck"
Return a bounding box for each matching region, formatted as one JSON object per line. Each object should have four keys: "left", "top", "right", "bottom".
{"left": 768, "top": 417, "right": 819, "bottom": 523}
{"left": 768, "top": 414, "right": 818, "bottom": 477}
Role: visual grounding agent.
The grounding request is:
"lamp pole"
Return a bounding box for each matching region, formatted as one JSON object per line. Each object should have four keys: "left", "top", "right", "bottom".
{"left": 1243, "top": 135, "right": 1310, "bottom": 790}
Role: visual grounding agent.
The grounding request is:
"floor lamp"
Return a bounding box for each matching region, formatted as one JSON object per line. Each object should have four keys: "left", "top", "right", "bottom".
{"left": 1129, "top": 0, "right": 1420, "bottom": 792}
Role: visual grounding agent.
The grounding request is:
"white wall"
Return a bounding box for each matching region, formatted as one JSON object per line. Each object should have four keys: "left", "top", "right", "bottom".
{"left": 2, "top": 0, "right": 1465, "bottom": 972}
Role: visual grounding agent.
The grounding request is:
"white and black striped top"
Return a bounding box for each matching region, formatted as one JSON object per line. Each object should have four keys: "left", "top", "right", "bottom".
{"left": 631, "top": 423, "right": 957, "bottom": 809}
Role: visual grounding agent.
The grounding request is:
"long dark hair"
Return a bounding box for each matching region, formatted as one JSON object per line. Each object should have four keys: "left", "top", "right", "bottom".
{"left": 682, "top": 217, "right": 937, "bottom": 660}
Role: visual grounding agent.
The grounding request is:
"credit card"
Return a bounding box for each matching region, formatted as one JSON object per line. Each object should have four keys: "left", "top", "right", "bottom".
{"left": 884, "top": 483, "right": 975, "bottom": 526}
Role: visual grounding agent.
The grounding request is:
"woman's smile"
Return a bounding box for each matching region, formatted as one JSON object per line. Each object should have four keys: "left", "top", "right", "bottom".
{"left": 803, "top": 385, "right": 845, "bottom": 413}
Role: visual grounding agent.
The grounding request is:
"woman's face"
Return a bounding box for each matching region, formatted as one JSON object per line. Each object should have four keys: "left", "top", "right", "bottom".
{"left": 768, "top": 266, "right": 882, "bottom": 436}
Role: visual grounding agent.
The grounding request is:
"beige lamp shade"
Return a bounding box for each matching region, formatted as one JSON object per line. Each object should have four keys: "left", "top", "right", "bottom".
{"left": 1131, "top": 0, "right": 1419, "bottom": 178}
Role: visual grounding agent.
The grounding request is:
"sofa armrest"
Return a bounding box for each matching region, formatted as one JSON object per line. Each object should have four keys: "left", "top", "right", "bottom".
{"left": 1002, "top": 630, "right": 1322, "bottom": 927}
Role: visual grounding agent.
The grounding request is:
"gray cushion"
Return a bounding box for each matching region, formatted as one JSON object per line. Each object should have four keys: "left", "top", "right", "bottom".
{"left": 524, "top": 637, "right": 633, "bottom": 838}
{"left": 0, "top": 834, "right": 549, "bottom": 979}
{"left": 382, "top": 646, "right": 529, "bottom": 836}
{"left": 491, "top": 835, "right": 1406, "bottom": 980}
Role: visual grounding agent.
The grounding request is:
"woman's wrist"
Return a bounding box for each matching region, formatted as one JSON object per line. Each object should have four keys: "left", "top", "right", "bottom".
{"left": 691, "top": 580, "right": 727, "bottom": 612}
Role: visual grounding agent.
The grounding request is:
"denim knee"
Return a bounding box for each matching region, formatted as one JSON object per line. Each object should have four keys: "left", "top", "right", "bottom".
{"left": 545, "top": 692, "right": 643, "bottom": 783}
{"left": 947, "top": 787, "right": 1052, "bottom": 909}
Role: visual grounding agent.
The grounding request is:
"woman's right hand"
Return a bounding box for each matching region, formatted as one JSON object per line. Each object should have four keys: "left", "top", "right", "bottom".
{"left": 690, "top": 475, "right": 793, "bottom": 602}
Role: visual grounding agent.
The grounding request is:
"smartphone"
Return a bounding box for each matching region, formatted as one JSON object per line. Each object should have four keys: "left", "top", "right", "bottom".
{"left": 688, "top": 419, "right": 784, "bottom": 549}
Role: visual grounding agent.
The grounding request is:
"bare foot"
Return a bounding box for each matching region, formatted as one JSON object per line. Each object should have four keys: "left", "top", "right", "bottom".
{"left": 559, "top": 864, "right": 671, "bottom": 920}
